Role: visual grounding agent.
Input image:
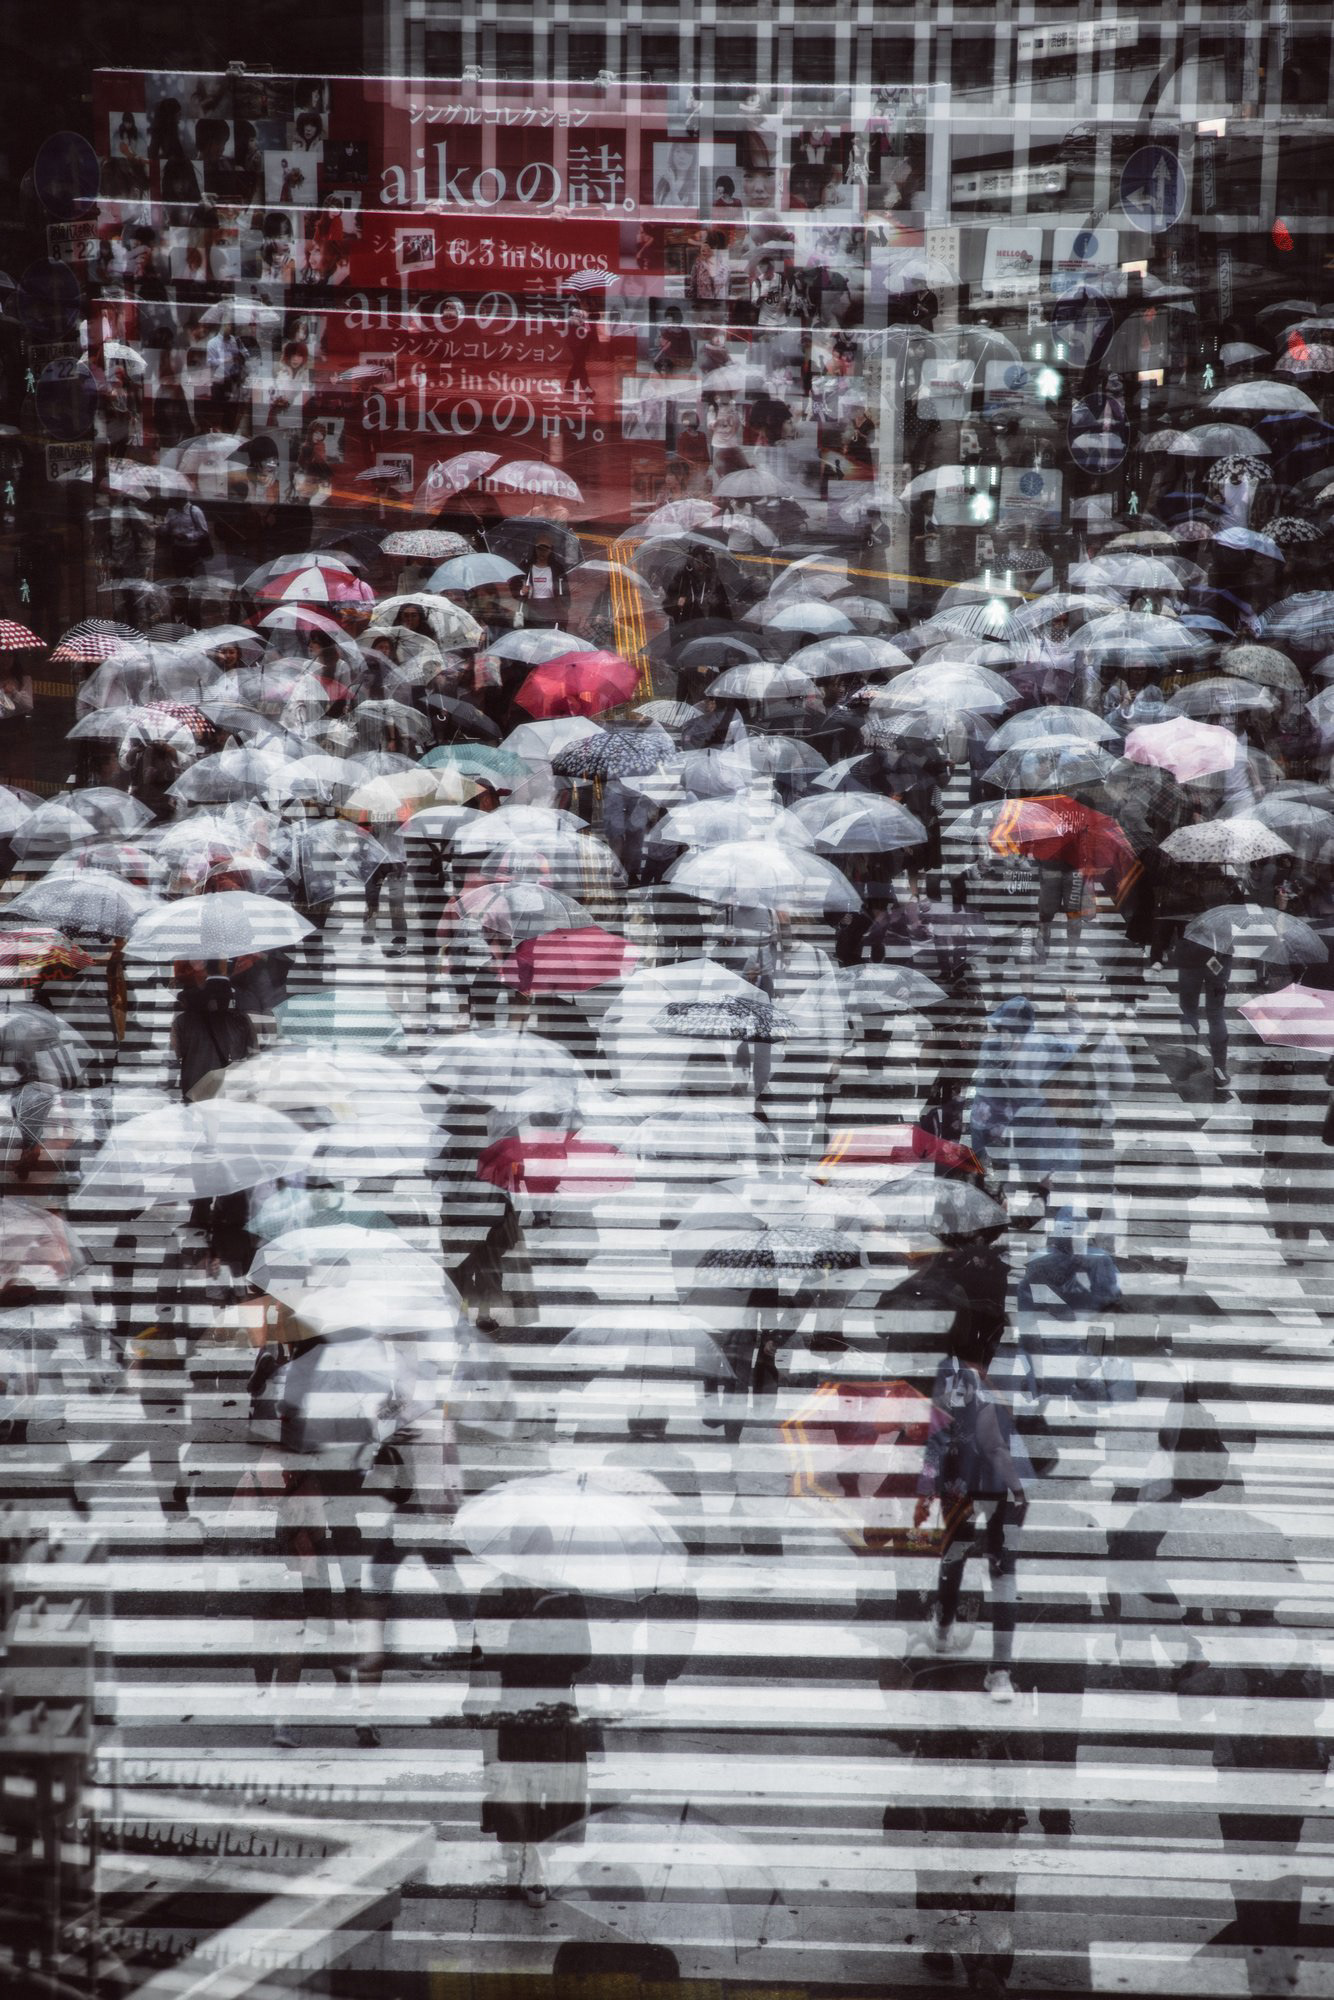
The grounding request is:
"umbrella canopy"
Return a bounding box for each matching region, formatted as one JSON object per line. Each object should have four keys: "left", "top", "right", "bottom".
{"left": 422, "top": 1027, "right": 589, "bottom": 1115}
{"left": 709, "top": 660, "right": 816, "bottom": 703}
{"left": 1207, "top": 381, "right": 1321, "bottom": 415}
{"left": 274, "top": 992, "right": 405, "bottom": 1049}
{"left": 749, "top": 600, "right": 855, "bottom": 637}
{"left": 1124, "top": 717, "right": 1239, "bottom": 784}
{"left": 249, "top": 1224, "right": 455, "bottom": 1312}
{"left": 1217, "top": 644, "right": 1304, "bottom": 691}
{"left": 369, "top": 592, "right": 485, "bottom": 649}
{"left": 0, "top": 929, "right": 95, "bottom": 988}
{"left": 514, "top": 651, "right": 641, "bottom": 719}
{"left": 380, "top": 529, "right": 472, "bottom": 559}
{"left": 0, "top": 1008, "right": 94, "bottom": 1087}
{"left": 789, "top": 793, "right": 926, "bottom": 854}
{"left": 987, "top": 707, "right": 1116, "bottom": 750}
{"left": 195, "top": 1044, "right": 430, "bottom": 1119}
{"left": 80, "top": 1099, "right": 312, "bottom": 1200}
{"left": 1071, "top": 610, "right": 1210, "bottom": 670}
{"left": 483, "top": 627, "right": 595, "bottom": 665}
{"left": 124, "top": 891, "right": 313, "bottom": 962}
{"left": 499, "top": 924, "right": 637, "bottom": 994}
{"left": 455, "top": 1470, "right": 686, "bottom": 1592}
{"left": 988, "top": 793, "right": 1140, "bottom": 885}
{"left": 836, "top": 964, "right": 948, "bottom": 1017}
{"left": 425, "top": 553, "right": 522, "bottom": 594}
{"left": 1238, "top": 983, "right": 1334, "bottom": 1051}
{"left": 487, "top": 516, "right": 584, "bottom": 569}
{"left": 1159, "top": 818, "right": 1291, "bottom": 864}
{"left": 414, "top": 450, "right": 501, "bottom": 505}
{"left": 666, "top": 839, "right": 862, "bottom": 914}
{"left": 1185, "top": 904, "right": 1327, "bottom": 967}
{"left": 652, "top": 995, "right": 798, "bottom": 1041}
{"left": 551, "top": 721, "right": 673, "bottom": 779}
{"left": 6, "top": 870, "right": 159, "bottom": 943}
{"left": 983, "top": 741, "right": 1119, "bottom": 793}
{"left": 488, "top": 460, "right": 582, "bottom": 502}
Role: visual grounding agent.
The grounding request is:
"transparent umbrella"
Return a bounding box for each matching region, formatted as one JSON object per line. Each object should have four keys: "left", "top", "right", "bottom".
{"left": 455, "top": 1470, "right": 687, "bottom": 1593}
{"left": 666, "top": 840, "right": 862, "bottom": 913}
{"left": 124, "top": 891, "right": 313, "bottom": 961}
{"left": 78, "top": 1100, "right": 313, "bottom": 1200}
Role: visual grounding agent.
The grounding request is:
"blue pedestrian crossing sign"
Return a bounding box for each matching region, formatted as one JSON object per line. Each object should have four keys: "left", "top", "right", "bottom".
{"left": 1120, "top": 146, "right": 1188, "bottom": 232}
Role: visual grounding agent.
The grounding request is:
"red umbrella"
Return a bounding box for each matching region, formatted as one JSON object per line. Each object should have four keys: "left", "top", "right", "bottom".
{"left": 513, "top": 650, "right": 640, "bottom": 719}
{"left": 0, "top": 620, "right": 42, "bottom": 653}
{"left": 989, "top": 792, "right": 1141, "bottom": 899}
{"left": 1239, "top": 982, "right": 1334, "bottom": 1051}
{"left": 500, "top": 924, "right": 637, "bottom": 994}
{"left": 476, "top": 1134, "right": 634, "bottom": 1197}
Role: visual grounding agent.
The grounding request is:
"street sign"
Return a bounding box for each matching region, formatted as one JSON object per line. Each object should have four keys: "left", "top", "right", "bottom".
{"left": 1068, "top": 391, "right": 1129, "bottom": 474}
{"left": 1049, "top": 287, "right": 1114, "bottom": 370}
{"left": 1119, "top": 145, "right": 1189, "bottom": 232}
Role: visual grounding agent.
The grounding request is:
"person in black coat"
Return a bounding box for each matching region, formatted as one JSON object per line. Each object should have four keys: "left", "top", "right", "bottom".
{"left": 468, "top": 1546, "right": 595, "bottom": 1906}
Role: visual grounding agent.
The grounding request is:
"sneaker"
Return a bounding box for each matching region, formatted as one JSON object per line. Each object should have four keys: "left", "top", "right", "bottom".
{"left": 1212, "top": 1065, "right": 1230, "bottom": 1091}
{"left": 930, "top": 1615, "right": 972, "bottom": 1655}
{"left": 985, "top": 1670, "right": 1015, "bottom": 1704}
{"left": 271, "top": 1724, "right": 298, "bottom": 1749}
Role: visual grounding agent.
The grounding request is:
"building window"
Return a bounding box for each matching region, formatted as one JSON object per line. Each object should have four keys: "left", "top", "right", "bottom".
{"left": 714, "top": 32, "right": 758, "bottom": 84}
{"left": 424, "top": 27, "right": 463, "bottom": 77}
{"left": 870, "top": 35, "right": 917, "bottom": 89}
{"left": 793, "top": 31, "right": 839, "bottom": 86}
{"left": 641, "top": 32, "right": 683, "bottom": 82}
{"left": 566, "top": 29, "right": 607, "bottom": 79}
{"left": 1282, "top": 33, "right": 1331, "bottom": 110}
{"left": 494, "top": 30, "right": 535, "bottom": 79}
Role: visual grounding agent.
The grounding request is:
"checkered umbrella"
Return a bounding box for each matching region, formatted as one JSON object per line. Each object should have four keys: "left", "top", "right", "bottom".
{"left": 698, "top": 1227, "right": 862, "bottom": 1277}
{"left": 0, "top": 620, "right": 41, "bottom": 652}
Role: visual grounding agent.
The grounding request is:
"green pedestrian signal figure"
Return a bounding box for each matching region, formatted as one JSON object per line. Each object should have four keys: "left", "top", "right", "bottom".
{"left": 23, "top": 369, "right": 35, "bottom": 395}
{"left": 1202, "top": 362, "right": 1215, "bottom": 390}
{"left": 1127, "top": 491, "right": 1139, "bottom": 516}
{"left": 2, "top": 481, "right": 14, "bottom": 508}
{"left": 18, "top": 579, "right": 30, "bottom": 604}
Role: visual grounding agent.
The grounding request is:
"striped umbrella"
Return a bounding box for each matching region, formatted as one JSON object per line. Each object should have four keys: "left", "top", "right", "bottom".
{"left": 0, "top": 620, "right": 42, "bottom": 652}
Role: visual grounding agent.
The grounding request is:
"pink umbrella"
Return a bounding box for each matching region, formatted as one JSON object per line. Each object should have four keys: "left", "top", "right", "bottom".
{"left": 1124, "top": 716, "right": 1239, "bottom": 783}
{"left": 500, "top": 924, "right": 637, "bottom": 994}
{"left": 413, "top": 452, "right": 501, "bottom": 508}
{"left": 1239, "top": 982, "right": 1334, "bottom": 1051}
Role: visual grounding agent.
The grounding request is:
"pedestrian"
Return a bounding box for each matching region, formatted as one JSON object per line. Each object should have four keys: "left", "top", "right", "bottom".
{"left": 914, "top": 1346, "right": 1031, "bottom": 1702}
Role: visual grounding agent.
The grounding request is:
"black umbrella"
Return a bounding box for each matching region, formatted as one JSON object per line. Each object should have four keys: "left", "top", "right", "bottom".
{"left": 425, "top": 694, "right": 502, "bottom": 744}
